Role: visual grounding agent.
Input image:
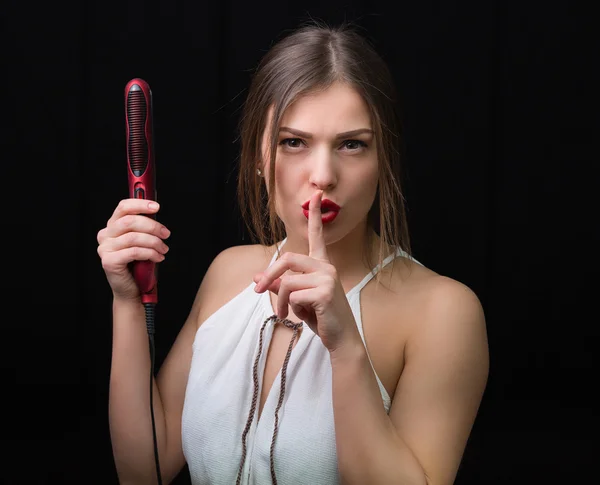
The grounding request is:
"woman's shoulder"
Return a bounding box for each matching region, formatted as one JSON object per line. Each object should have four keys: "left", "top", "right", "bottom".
{"left": 374, "top": 253, "right": 484, "bottom": 337}
{"left": 195, "top": 242, "right": 276, "bottom": 329}
{"left": 209, "top": 242, "right": 276, "bottom": 278}
{"left": 390, "top": 255, "right": 483, "bottom": 314}
{"left": 389, "top": 257, "right": 486, "bottom": 352}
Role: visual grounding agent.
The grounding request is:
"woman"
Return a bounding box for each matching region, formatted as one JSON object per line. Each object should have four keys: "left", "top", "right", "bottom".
{"left": 98, "top": 22, "right": 489, "bottom": 485}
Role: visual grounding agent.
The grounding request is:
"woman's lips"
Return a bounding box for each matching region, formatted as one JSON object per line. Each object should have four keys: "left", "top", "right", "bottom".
{"left": 301, "top": 198, "right": 341, "bottom": 224}
{"left": 302, "top": 198, "right": 341, "bottom": 211}
{"left": 302, "top": 209, "right": 339, "bottom": 223}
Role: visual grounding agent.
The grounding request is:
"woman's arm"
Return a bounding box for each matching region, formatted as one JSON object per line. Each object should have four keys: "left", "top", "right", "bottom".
{"left": 330, "top": 277, "right": 489, "bottom": 485}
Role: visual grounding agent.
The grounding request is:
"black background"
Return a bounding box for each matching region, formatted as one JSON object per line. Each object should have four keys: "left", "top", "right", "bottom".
{"left": 2, "top": 0, "right": 596, "bottom": 483}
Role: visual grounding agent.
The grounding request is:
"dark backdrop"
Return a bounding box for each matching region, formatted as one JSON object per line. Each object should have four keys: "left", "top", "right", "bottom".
{"left": 2, "top": 0, "right": 596, "bottom": 483}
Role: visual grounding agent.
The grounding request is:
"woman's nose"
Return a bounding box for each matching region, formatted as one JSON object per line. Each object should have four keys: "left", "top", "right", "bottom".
{"left": 308, "top": 150, "right": 337, "bottom": 190}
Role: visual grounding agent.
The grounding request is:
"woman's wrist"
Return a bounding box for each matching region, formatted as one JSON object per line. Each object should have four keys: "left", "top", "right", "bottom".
{"left": 112, "top": 293, "right": 143, "bottom": 308}
{"left": 329, "top": 330, "right": 366, "bottom": 364}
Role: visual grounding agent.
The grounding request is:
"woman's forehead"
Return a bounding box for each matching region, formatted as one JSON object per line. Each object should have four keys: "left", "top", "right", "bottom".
{"left": 266, "top": 83, "right": 372, "bottom": 136}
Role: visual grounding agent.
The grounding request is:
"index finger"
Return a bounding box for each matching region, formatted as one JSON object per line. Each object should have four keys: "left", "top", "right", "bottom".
{"left": 308, "top": 190, "right": 328, "bottom": 261}
{"left": 108, "top": 198, "right": 159, "bottom": 225}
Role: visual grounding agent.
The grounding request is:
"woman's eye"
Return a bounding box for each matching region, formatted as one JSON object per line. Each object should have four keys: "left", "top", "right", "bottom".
{"left": 280, "top": 138, "right": 304, "bottom": 148}
{"left": 341, "top": 140, "right": 367, "bottom": 150}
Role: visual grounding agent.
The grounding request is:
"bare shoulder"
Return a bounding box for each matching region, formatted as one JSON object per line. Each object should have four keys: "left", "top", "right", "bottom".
{"left": 398, "top": 262, "right": 489, "bottom": 376}
{"left": 195, "top": 242, "right": 277, "bottom": 329}
{"left": 412, "top": 271, "right": 486, "bottom": 337}
{"left": 397, "top": 258, "right": 486, "bottom": 327}
{"left": 377, "top": 255, "right": 489, "bottom": 369}
{"left": 386, "top": 257, "right": 485, "bottom": 327}
{"left": 204, "top": 243, "right": 272, "bottom": 284}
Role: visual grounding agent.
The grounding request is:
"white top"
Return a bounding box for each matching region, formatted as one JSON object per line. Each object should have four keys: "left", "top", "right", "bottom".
{"left": 181, "top": 238, "right": 422, "bottom": 484}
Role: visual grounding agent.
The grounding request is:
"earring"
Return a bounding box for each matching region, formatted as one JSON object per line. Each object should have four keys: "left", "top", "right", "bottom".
{"left": 256, "top": 168, "right": 263, "bottom": 176}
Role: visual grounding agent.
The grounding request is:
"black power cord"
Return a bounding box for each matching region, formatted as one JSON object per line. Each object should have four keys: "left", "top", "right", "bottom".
{"left": 144, "top": 302, "right": 163, "bottom": 485}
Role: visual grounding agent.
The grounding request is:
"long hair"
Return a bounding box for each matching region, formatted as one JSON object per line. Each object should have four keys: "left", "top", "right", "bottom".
{"left": 237, "top": 21, "right": 412, "bottom": 282}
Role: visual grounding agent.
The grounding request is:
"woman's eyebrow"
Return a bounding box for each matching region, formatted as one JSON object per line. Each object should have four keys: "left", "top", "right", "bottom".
{"left": 279, "top": 127, "right": 374, "bottom": 139}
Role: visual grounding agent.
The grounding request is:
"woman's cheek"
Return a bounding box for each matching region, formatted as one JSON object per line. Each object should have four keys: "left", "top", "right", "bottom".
{"left": 273, "top": 179, "right": 296, "bottom": 222}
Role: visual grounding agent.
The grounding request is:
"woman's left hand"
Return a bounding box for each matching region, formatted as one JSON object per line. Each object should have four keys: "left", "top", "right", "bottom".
{"left": 253, "top": 190, "right": 362, "bottom": 353}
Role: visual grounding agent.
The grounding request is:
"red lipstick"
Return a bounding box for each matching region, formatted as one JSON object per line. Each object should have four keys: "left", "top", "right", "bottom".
{"left": 301, "top": 198, "right": 341, "bottom": 211}
{"left": 302, "top": 198, "right": 341, "bottom": 224}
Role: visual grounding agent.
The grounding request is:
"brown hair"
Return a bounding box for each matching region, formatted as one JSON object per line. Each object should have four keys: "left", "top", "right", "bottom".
{"left": 237, "top": 21, "right": 412, "bottom": 283}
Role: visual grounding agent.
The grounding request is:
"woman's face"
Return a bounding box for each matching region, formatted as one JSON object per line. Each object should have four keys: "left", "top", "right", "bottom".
{"left": 261, "top": 82, "right": 379, "bottom": 245}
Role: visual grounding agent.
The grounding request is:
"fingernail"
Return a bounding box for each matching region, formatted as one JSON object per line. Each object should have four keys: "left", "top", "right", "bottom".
{"left": 148, "top": 201, "right": 159, "bottom": 210}
{"left": 161, "top": 227, "right": 171, "bottom": 238}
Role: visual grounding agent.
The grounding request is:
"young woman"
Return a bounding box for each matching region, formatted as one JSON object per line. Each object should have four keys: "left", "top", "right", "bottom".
{"left": 98, "top": 23, "right": 489, "bottom": 485}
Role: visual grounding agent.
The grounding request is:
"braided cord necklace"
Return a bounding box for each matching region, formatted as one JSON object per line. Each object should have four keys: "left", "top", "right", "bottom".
{"left": 235, "top": 314, "right": 303, "bottom": 485}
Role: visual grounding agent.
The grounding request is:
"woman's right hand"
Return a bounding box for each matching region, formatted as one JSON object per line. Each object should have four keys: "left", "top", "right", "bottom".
{"left": 97, "top": 198, "right": 170, "bottom": 301}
